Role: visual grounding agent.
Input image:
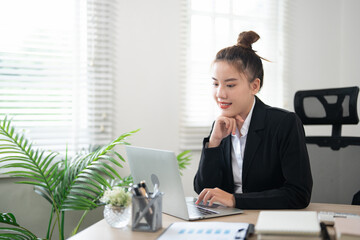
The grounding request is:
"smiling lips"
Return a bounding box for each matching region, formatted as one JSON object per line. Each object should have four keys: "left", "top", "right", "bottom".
{"left": 219, "top": 102, "right": 232, "bottom": 109}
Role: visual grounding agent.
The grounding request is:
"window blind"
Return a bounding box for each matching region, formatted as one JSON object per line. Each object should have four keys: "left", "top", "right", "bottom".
{"left": 180, "top": 0, "right": 285, "bottom": 150}
{"left": 0, "top": 0, "right": 117, "bottom": 155}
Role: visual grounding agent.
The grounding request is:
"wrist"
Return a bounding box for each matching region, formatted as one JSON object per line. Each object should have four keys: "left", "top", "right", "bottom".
{"left": 208, "top": 138, "right": 221, "bottom": 148}
{"left": 231, "top": 194, "right": 236, "bottom": 208}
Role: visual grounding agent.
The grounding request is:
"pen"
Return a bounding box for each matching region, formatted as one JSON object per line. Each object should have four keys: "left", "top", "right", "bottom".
{"left": 134, "top": 181, "right": 154, "bottom": 225}
{"left": 138, "top": 185, "right": 149, "bottom": 198}
{"left": 132, "top": 184, "right": 141, "bottom": 196}
{"left": 140, "top": 180, "right": 150, "bottom": 196}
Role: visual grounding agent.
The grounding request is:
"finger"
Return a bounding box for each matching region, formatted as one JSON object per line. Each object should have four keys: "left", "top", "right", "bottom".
{"left": 231, "top": 119, "right": 236, "bottom": 135}
{"left": 235, "top": 115, "right": 244, "bottom": 126}
{"left": 235, "top": 115, "right": 244, "bottom": 134}
{"left": 208, "top": 188, "right": 222, "bottom": 206}
{"left": 226, "top": 118, "right": 234, "bottom": 135}
{"left": 223, "top": 118, "right": 230, "bottom": 130}
{"left": 202, "top": 190, "right": 213, "bottom": 205}
{"left": 195, "top": 189, "right": 207, "bottom": 204}
{"left": 209, "top": 195, "right": 218, "bottom": 206}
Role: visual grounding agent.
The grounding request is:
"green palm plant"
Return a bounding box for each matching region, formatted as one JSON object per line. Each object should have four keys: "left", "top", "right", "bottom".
{"left": 177, "top": 150, "right": 191, "bottom": 176}
{"left": 0, "top": 213, "right": 41, "bottom": 240}
{"left": 0, "top": 116, "right": 139, "bottom": 240}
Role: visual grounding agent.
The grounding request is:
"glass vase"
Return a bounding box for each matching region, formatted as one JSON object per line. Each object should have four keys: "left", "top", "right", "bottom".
{"left": 103, "top": 204, "right": 131, "bottom": 228}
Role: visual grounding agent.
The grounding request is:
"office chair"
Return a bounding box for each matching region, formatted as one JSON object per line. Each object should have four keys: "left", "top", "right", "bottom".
{"left": 294, "top": 86, "right": 360, "bottom": 150}
{"left": 294, "top": 86, "right": 360, "bottom": 205}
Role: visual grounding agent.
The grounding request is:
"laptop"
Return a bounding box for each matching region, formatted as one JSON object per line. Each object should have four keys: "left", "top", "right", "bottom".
{"left": 126, "top": 145, "right": 243, "bottom": 220}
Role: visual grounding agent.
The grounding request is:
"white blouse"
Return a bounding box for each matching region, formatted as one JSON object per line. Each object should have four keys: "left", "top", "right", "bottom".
{"left": 231, "top": 98, "right": 256, "bottom": 193}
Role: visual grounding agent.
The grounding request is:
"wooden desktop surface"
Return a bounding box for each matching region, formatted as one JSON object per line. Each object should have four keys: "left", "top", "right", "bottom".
{"left": 68, "top": 203, "right": 360, "bottom": 240}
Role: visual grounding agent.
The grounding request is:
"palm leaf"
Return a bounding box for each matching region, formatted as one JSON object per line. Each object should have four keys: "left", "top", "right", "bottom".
{"left": 177, "top": 150, "right": 192, "bottom": 175}
{"left": 0, "top": 117, "right": 62, "bottom": 206}
{"left": 0, "top": 213, "right": 39, "bottom": 240}
{"left": 57, "top": 129, "right": 140, "bottom": 211}
{"left": 0, "top": 213, "right": 19, "bottom": 227}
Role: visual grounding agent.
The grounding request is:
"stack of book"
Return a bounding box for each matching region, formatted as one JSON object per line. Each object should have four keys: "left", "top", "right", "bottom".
{"left": 255, "top": 211, "right": 321, "bottom": 240}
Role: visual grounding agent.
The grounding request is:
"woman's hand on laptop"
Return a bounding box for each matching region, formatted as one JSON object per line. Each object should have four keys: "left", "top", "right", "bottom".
{"left": 195, "top": 187, "right": 235, "bottom": 208}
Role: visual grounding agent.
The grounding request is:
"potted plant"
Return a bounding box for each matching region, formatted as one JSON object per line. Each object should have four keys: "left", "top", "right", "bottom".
{"left": 0, "top": 115, "right": 138, "bottom": 239}
{"left": 100, "top": 187, "right": 132, "bottom": 228}
{"left": 0, "top": 116, "right": 191, "bottom": 239}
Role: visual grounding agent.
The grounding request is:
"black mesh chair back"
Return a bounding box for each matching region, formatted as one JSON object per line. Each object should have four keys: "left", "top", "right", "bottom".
{"left": 294, "top": 86, "right": 360, "bottom": 150}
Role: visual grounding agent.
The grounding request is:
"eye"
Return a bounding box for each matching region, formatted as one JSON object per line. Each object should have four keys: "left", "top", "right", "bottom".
{"left": 213, "top": 82, "right": 219, "bottom": 87}
{"left": 227, "top": 84, "right": 235, "bottom": 88}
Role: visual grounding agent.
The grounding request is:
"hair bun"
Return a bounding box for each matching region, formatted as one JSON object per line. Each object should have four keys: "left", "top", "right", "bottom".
{"left": 237, "top": 31, "right": 260, "bottom": 49}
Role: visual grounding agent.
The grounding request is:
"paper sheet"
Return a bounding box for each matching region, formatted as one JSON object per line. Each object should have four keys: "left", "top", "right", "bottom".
{"left": 157, "top": 222, "right": 250, "bottom": 240}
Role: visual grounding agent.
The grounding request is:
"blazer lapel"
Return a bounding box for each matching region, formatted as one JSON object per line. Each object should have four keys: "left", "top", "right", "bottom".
{"left": 242, "top": 97, "right": 266, "bottom": 184}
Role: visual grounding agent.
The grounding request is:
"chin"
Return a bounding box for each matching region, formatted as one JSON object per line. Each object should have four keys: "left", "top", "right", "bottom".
{"left": 220, "top": 111, "right": 235, "bottom": 118}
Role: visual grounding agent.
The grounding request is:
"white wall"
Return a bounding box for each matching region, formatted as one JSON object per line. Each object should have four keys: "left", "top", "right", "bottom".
{"left": 113, "top": 0, "right": 360, "bottom": 200}
{"left": 287, "top": 0, "right": 360, "bottom": 137}
{"left": 340, "top": 0, "right": 360, "bottom": 136}
{"left": 113, "top": 0, "right": 187, "bottom": 193}
{"left": 114, "top": 0, "right": 180, "bottom": 149}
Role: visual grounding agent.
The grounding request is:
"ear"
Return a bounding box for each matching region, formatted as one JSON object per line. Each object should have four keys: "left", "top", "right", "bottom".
{"left": 250, "top": 78, "right": 261, "bottom": 94}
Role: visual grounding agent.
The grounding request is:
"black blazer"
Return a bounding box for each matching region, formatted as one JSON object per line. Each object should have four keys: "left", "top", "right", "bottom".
{"left": 194, "top": 97, "right": 313, "bottom": 209}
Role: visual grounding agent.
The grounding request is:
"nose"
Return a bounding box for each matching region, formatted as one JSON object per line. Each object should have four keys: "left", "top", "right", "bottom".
{"left": 216, "top": 84, "right": 226, "bottom": 99}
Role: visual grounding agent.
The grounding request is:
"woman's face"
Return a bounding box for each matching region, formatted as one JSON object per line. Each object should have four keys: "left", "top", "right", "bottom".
{"left": 212, "top": 61, "right": 260, "bottom": 119}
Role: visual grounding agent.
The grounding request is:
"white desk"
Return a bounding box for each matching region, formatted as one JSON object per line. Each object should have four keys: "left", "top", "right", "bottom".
{"left": 68, "top": 203, "right": 360, "bottom": 240}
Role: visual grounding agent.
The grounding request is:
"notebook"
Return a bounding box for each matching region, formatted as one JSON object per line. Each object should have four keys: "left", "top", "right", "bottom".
{"left": 334, "top": 217, "right": 360, "bottom": 240}
{"left": 255, "top": 211, "right": 321, "bottom": 239}
{"left": 126, "top": 145, "right": 243, "bottom": 221}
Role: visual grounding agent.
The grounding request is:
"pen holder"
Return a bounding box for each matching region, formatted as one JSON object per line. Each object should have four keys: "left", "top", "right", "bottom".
{"left": 131, "top": 192, "right": 163, "bottom": 232}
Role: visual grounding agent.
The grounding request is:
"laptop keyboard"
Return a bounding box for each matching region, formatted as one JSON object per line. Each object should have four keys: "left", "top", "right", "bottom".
{"left": 187, "top": 204, "right": 219, "bottom": 216}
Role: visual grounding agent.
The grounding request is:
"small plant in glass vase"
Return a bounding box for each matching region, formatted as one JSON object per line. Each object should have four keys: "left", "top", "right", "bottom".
{"left": 100, "top": 187, "right": 132, "bottom": 228}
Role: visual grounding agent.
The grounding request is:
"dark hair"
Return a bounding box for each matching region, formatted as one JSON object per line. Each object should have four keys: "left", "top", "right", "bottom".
{"left": 214, "top": 31, "right": 267, "bottom": 89}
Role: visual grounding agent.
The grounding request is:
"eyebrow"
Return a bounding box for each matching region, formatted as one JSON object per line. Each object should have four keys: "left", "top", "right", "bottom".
{"left": 212, "top": 77, "right": 238, "bottom": 82}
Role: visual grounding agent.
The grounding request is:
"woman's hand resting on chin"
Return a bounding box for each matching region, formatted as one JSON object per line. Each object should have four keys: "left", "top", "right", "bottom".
{"left": 208, "top": 115, "right": 244, "bottom": 148}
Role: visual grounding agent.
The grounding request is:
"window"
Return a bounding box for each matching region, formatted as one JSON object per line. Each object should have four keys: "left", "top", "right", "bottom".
{"left": 0, "top": 0, "right": 117, "bottom": 155}
{"left": 180, "top": 0, "right": 285, "bottom": 150}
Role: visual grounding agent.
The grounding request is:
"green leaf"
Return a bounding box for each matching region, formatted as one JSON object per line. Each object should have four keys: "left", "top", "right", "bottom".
{"left": 34, "top": 186, "right": 53, "bottom": 205}
{"left": 87, "top": 165, "right": 115, "bottom": 180}
{"left": 1, "top": 163, "right": 40, "bottom": 172}
{"left": 92, "top": 161, "right": 121, "bottom": 179}
{"left": 7, "top": 172, "right": 43, "bottom": 182}
{"left": 80, "top": 171, "right": 111, "bottom": 188}
{"left": 0, "top": 156, "right": 30, "bottom": 163}
{"left": 0, "top": 213, "right": 19, "bottom": 227}
{"left": 40, "top": 152, "right": 59, "bottom": 172}
{"left": 0, "top": 213, "right": 38, "bottom": 239}
{"left": 71, "top": 185, "right": 101, "bottom": 196}
{"left": 75, "top": 178, "right": 103, "bottom": 191}
{"left": 63, "top": 195, "right": 98, "bottom": 209}
{"left": 176, "top": 150, "right": 192, "bottom": 176}
{"left": 69, "top": 189, "right": 96, "bottom": 200}
{"left": 0, "top": 227, "right": 37, "bottom": 240}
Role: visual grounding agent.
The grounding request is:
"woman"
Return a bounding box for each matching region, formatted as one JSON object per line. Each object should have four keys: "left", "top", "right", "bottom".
{"left": 194, "top": 31, "right": 312, "bottom": 209}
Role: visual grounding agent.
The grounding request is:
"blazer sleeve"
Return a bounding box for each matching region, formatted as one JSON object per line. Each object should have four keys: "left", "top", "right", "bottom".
{"left": 193, "top": 137, "right": 233, "bottom": 194}
{"left": 234, "top": 113, "right": 313, "bottom": 209}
